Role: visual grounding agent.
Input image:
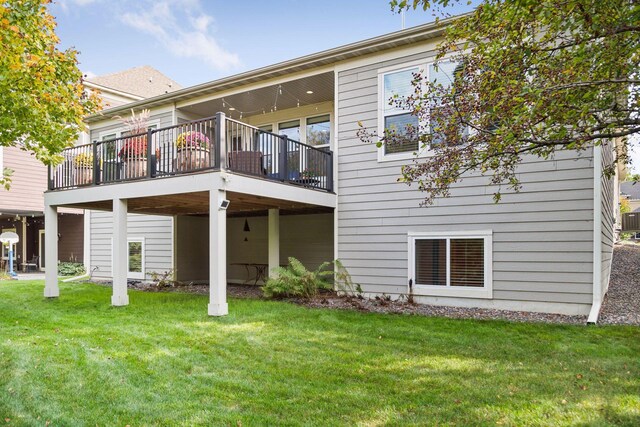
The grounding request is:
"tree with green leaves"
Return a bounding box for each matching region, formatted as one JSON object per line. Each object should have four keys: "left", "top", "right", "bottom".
{"left": 359, "top": 0, "right": 639, "bottom": 203}
{"left": 0, "top": 0, "right": 100, "bottom": 188}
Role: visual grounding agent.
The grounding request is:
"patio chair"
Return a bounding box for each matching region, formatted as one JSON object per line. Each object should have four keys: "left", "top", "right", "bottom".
{"left": 22, "top": 256, "right": 39, "bottom": 273}
{"left": 228, "top": 151, "right": 267, "bottom": 176}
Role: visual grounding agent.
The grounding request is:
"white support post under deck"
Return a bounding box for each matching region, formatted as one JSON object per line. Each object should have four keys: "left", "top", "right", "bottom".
{"left": 208, "top": 189, "right": 228, "bottom": 316}
{"left": 268, "top": 208, "right": 280, "bottom": 277}
{"left": 111, "top": 198, "right": 129, "bottom": 306}
{"left": 43, "top": 204, "right": 59, "bottom": 298}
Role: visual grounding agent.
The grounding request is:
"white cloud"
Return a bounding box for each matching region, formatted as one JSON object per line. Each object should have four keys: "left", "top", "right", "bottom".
{"left": 120, "top": 0, "right": 240, "bottom": 71}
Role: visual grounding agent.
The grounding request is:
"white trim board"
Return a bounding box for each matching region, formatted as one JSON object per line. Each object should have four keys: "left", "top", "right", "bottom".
{"left": 407, "top": 230, "right": 493, "bottom": 299}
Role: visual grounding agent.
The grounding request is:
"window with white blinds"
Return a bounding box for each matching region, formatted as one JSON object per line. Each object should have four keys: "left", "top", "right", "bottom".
{"left": 409, "top": 231, "right": 492, "bottom": 298}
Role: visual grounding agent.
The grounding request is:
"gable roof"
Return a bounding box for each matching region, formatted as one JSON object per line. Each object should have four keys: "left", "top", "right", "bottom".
{"left": 621, "top": 181, "right": 640, "bottom": 200}
{"left": 86, "top": 66, "right": 182, "bottom": 99}
{"left": 85, "top": 14, "right": 464, "bottom": 122}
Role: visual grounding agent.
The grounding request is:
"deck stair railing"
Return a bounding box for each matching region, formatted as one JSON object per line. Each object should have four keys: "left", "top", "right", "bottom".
{"left": 48, "top": 112, "right": 333, "bottom": 192}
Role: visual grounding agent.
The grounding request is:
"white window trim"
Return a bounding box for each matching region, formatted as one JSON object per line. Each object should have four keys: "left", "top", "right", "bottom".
{"left": 127, "top": 237, "right": 145, "bottom": 280}
{"left": 97, "top": 120, "right": 161, "bottom": 142}
{"left": 408, "top": 230, "right": 493, "bottom": 299}
{"left": 109, "top": 236, "right": 146, "bottom": 280}
{"left": 377, "top": 58, "right": 460, "bottom": 163}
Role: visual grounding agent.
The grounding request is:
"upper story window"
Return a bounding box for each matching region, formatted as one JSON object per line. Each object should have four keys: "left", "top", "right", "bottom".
{"left": 381, "top": 67, "right": 420, "bottom": 156}
{"left": 278, "top": 120, "right": 300, "bottom": 141}
{"left": 306, "top": 114, "right": 331, "bottom": 147}
{"left": 378, "top": 60, "right": 463, "bottom": 162}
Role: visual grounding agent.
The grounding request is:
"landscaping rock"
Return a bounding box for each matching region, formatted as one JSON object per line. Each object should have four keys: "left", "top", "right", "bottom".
{"left": 599, "top": 243, "right": 640, "bottom": 325}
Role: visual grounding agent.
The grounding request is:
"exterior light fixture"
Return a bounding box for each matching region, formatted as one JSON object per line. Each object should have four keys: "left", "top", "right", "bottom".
{"left": 306, "top": 90, "right": 314, "bottom": 94}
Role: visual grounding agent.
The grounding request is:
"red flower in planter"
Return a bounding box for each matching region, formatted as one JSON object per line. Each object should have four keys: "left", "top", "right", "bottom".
{"left": 118, "top": 136, "right": 148, "bottom": 160}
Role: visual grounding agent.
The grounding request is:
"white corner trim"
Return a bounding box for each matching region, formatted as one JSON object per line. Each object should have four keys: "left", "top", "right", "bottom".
{"left": 588, "top": 144, "right": 603, "bottom": 324}
{"left": 407, "top": 230, "right": 493, "bottom": 299}
{"left": 0, "top": 146, "right": 4, "bottom": 175}
{"left": 333, "top": 69, "right": 340, "bottom": 263}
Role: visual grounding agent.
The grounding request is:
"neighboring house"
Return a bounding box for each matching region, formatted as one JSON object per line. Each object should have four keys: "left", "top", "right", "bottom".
{"left": 43, "top": 17, "right": 619, "bottom": 322}
{"left": 620, "top": 181, "right": 640, "bottom": 212}
{"left": 0, "top": 146, "right": 84, "bottom": 272}
{"left": 0, "top": 66, "right": 180, "bottom": 273}
{"left": 619, "top": 181, "right": 640, "bottom": 236}
{"left": 84, "top": 65, "right": 183, "bottom": 110}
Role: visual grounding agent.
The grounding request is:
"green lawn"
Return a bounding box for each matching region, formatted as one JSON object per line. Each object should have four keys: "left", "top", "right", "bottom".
{"left": 0, "top": 281, "right": 638, "bottom": 426}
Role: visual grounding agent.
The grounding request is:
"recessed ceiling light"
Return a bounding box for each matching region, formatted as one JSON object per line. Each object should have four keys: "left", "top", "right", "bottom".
{"left": 306, "top": 90, "right": 314, "bottom": 94}
{"left": 228, "top": 107, "right": 235, "bottom": 111}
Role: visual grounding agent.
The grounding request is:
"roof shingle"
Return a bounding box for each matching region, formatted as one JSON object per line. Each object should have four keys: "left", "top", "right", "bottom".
{"left": 87, "top": 66, "right": 182, "bottom": 98}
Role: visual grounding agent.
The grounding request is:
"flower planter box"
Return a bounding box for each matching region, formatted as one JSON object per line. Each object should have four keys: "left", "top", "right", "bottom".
{"left": 176, "top": 147, "right": 210, "bottom": 171}
{"left": 74, "top": 166, "right": 93, "bottom": 185}
{"left": 123, "top": 158, "right": 147, "bottom": 179}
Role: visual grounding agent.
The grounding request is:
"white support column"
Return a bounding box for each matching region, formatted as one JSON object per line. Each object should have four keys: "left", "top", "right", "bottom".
{"left": 44, "top": 204, "right": 59, "bottom": 298}
{"left": 111, "top": 198, "right": 129, "bottom": 306}
{"left": 21, "top": 217, "right": 26, "bottom": 267}
{"left": 268, "top": 208, "right": 280, "bottom": 277}
{"left": 208, "top": 189, "right": 228, "bottom": 316}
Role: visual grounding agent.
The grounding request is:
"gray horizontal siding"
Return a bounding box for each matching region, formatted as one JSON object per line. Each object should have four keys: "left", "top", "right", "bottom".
{"left": 89, "top": 211, "right": 173, "bottom": 280}
{"left": 600, "top": 142, "right": 615, "bottom": 296}
{"left": 336, "top": 47, "right": 595, "bottom": 313}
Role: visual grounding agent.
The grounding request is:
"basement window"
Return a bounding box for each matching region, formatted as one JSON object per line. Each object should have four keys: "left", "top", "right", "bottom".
{"left": 408, "top": 231, "right": 493, "bottom": 299}
{"left": 127, "top": 238, "right": 145, "bottom": 280}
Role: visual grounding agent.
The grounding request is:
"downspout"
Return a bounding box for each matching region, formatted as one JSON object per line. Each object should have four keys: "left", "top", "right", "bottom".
{"left": 588, "top": 144, "right": 603, "bottom": 324}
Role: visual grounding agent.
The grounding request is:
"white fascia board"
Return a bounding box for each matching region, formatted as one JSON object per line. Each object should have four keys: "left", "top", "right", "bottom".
{"left": 224, "top": 172, "right": 337, "bottom": 208}
{"left": 45, "top": 170, "right": 336, "bottom": 209}
{"left": 44, "top": 172, "right": 217, "bottom": 206}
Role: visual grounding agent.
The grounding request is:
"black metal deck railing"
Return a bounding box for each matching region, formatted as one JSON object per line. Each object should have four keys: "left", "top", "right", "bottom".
{"left": 48, "top": 112, "right": 334, "bottom": 193}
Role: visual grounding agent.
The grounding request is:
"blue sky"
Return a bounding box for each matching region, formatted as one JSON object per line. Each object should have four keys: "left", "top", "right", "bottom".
{"left": 51, "top": 0, "right": 476, "bottom": 87}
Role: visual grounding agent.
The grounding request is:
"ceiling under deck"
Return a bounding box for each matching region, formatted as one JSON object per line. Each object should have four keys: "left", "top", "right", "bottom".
{"left": 63, "top": 191, "right": 333, "bottom": 217}
{"left": 178, "top": 72, "right": 334, "bottom": 119}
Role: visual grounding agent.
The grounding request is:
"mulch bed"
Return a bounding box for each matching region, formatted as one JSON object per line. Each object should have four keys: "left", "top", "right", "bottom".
{"left": 93, "top": 281, "right": 587, "bottom": 325}
{"left": 90, "top": 245, "right": 640, "bottom": 326}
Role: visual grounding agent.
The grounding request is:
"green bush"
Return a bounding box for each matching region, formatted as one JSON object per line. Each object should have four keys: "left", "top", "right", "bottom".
{"left": 333, "top": 259, "right": 363, "bottom": 297}
{"left": 262, "top": 257, "right": 333, "bottom": 299}
{"left": 58, "top": 262, "right": 86, "bottom": 277}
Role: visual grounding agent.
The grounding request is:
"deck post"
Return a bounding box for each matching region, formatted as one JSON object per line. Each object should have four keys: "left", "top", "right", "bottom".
{"left": 268, "top": 208, "right": 280, "bottom": 277}
{"left": 216, "top": 112, "right": 226, "bottom": 170}
{"left": 208, "top": 189, "right": 228, "bottom": 316}
{"left": 111, "top": 198, "right": 129, "bottom": 306}
{"left": 278, "top": 136, "right": 288, "bottom": 181}
{"left": 43, "top": 204, "right": 59, "bottom": 298}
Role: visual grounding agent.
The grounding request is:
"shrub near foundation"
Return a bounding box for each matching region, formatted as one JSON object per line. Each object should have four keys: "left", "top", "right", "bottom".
{"left": 58, "top": 262, "right": 85, "bottom": 277}
{"left": 262, "top": 257, "right": 333, "bottom": 299}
